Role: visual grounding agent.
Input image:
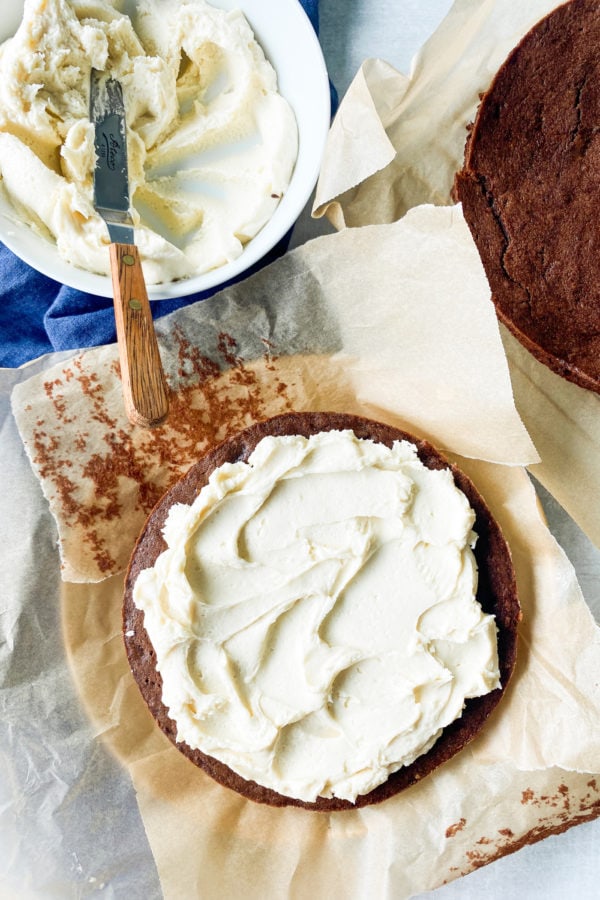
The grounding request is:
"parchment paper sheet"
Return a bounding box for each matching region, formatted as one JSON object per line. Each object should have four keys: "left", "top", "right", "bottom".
{"left": 313, "top": 0, "right": 600, "bottom": 549}
{"left": 6, "top": 204, "right": 600, "bottom": 897}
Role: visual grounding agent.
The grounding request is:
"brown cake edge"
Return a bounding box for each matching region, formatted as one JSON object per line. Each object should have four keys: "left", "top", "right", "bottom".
{"left": 454, "top": 166, "right": 600, "bottom": 394}
{"left": 123, "top": 411, "right": 521, "bottom": 811}
{"left": 453, "top": 0, "right": 600, "bottom": 395}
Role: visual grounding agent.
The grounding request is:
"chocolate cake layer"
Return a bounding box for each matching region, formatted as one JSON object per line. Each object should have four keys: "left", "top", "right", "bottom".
{"left": 123, "top": 412, "right": 520, "bottom": 810}
{"left": 455, "top": 0, "right": 600, "bottom": 393}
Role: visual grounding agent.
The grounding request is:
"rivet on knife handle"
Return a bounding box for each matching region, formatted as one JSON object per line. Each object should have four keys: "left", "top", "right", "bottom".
{"left": 110, "top": 243, "right": 169, "bottom": 428}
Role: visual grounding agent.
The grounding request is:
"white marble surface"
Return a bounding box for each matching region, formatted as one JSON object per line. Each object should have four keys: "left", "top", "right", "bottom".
{"left": 292, "top": 2, "right": 600, "bottom": 897}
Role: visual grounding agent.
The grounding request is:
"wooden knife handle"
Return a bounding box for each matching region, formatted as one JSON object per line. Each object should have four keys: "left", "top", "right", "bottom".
{"left": 110, "top": 243, "right": 169, "bottom": 428}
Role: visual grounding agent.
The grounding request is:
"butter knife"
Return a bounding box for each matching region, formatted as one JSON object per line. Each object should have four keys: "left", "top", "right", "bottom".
{"left": 90, "top": 70, "right": 169, "bottom": 428}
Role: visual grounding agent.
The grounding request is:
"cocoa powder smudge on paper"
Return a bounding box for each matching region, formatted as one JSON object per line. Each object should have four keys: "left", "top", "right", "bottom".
{"left": 445, "top": 818, "right": 467, "bottom": 839}
{"left": 30, "top": 330, "right": 295, "bottom": 576}
{"left": 521, "top": 784, "right": 570, "bottom": 811}
{"left": 462, "top": 781, "right": 600, "bottom": 875}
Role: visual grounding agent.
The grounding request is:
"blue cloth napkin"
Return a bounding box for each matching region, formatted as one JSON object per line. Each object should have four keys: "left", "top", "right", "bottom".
{"left": 0, "top": 0, "right": 334, "bottom": 368}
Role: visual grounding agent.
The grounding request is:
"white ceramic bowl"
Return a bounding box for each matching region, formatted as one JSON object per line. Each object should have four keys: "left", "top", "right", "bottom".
{"left": 0, "top": 1, "right": 330, "bottom": 298}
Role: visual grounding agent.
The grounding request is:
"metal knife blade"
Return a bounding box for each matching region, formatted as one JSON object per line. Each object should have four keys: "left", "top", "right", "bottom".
{"left": 90, "top": 69, "right": 169, "bottom": 429}
{"left": 90, "top": 70, "right": 135, "bottom": 245}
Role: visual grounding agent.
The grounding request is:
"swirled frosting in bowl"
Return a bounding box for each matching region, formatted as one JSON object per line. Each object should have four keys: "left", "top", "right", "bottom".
{"left": 0, "top": 0, "right": 298, "bottom": 283}
{"left": 133, "top": 429, "right": 500, "bottom": 803}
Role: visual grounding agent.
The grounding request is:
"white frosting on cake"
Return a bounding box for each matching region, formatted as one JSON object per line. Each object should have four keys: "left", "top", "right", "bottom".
{"left": 133, "top": 429, "right": 500, "bottom": 802}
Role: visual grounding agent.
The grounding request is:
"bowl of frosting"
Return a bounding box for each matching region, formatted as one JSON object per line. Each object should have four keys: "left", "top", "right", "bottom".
{"left": 0, "top": 0, "right": 330, "bottom": 298}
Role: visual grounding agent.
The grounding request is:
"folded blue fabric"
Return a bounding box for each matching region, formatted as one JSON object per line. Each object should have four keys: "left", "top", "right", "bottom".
{"left": 0, "top": 0, "right": 334, "bottom": 368}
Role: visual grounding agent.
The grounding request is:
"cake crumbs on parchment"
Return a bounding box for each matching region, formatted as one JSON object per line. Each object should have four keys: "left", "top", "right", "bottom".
{"left": 75, "top": 356, "right": 118, "bottom": 430}
{"left": 83, "top": 530, "right": 118, "bottom": 574}
{"left": 167, "top": 326, "right": 294, "bottom": 452}
{"left": 175, "top": 325, "right": 221, "bottom": 383}
{"left": 43, "top": 377, "right": 72, "bottom": 424}
{"left": 445, "top": 818, "right": 466, "bottom": 839}
{"left": 580, "top": 780, "right": 600, "bottom": 812}
{"left": 465, "top": 848, "right": 489, "bottom": 866}
{"left": 558, "top": 784, "right": 571, "bottom": 811}
{"left": 460, "top": 784, "right": 600, "bottom": 875}
{"left": 74, "top": 432, "right": 88, "bottom": 453}
{"left": 44, "top": 377, "right": 62, "bottom": 398}
{"left": 46, "top": 470, "right": 80, "bottom": 519}
{"left": 217, "top": 330, "right": 243, "bottom": 367}
{"left": 26, "top": 330, "right": 297, "bottom": 579}
{"left": 439, "top": 784, "right": 599, "bottom": 888}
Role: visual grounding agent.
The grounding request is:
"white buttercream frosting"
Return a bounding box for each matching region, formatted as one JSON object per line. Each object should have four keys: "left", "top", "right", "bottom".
{"left": 133, "top": 429, "right": 500, "bottom": 802}
{"left": 0, "top": 0, "right": 298, "bottom": 283}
